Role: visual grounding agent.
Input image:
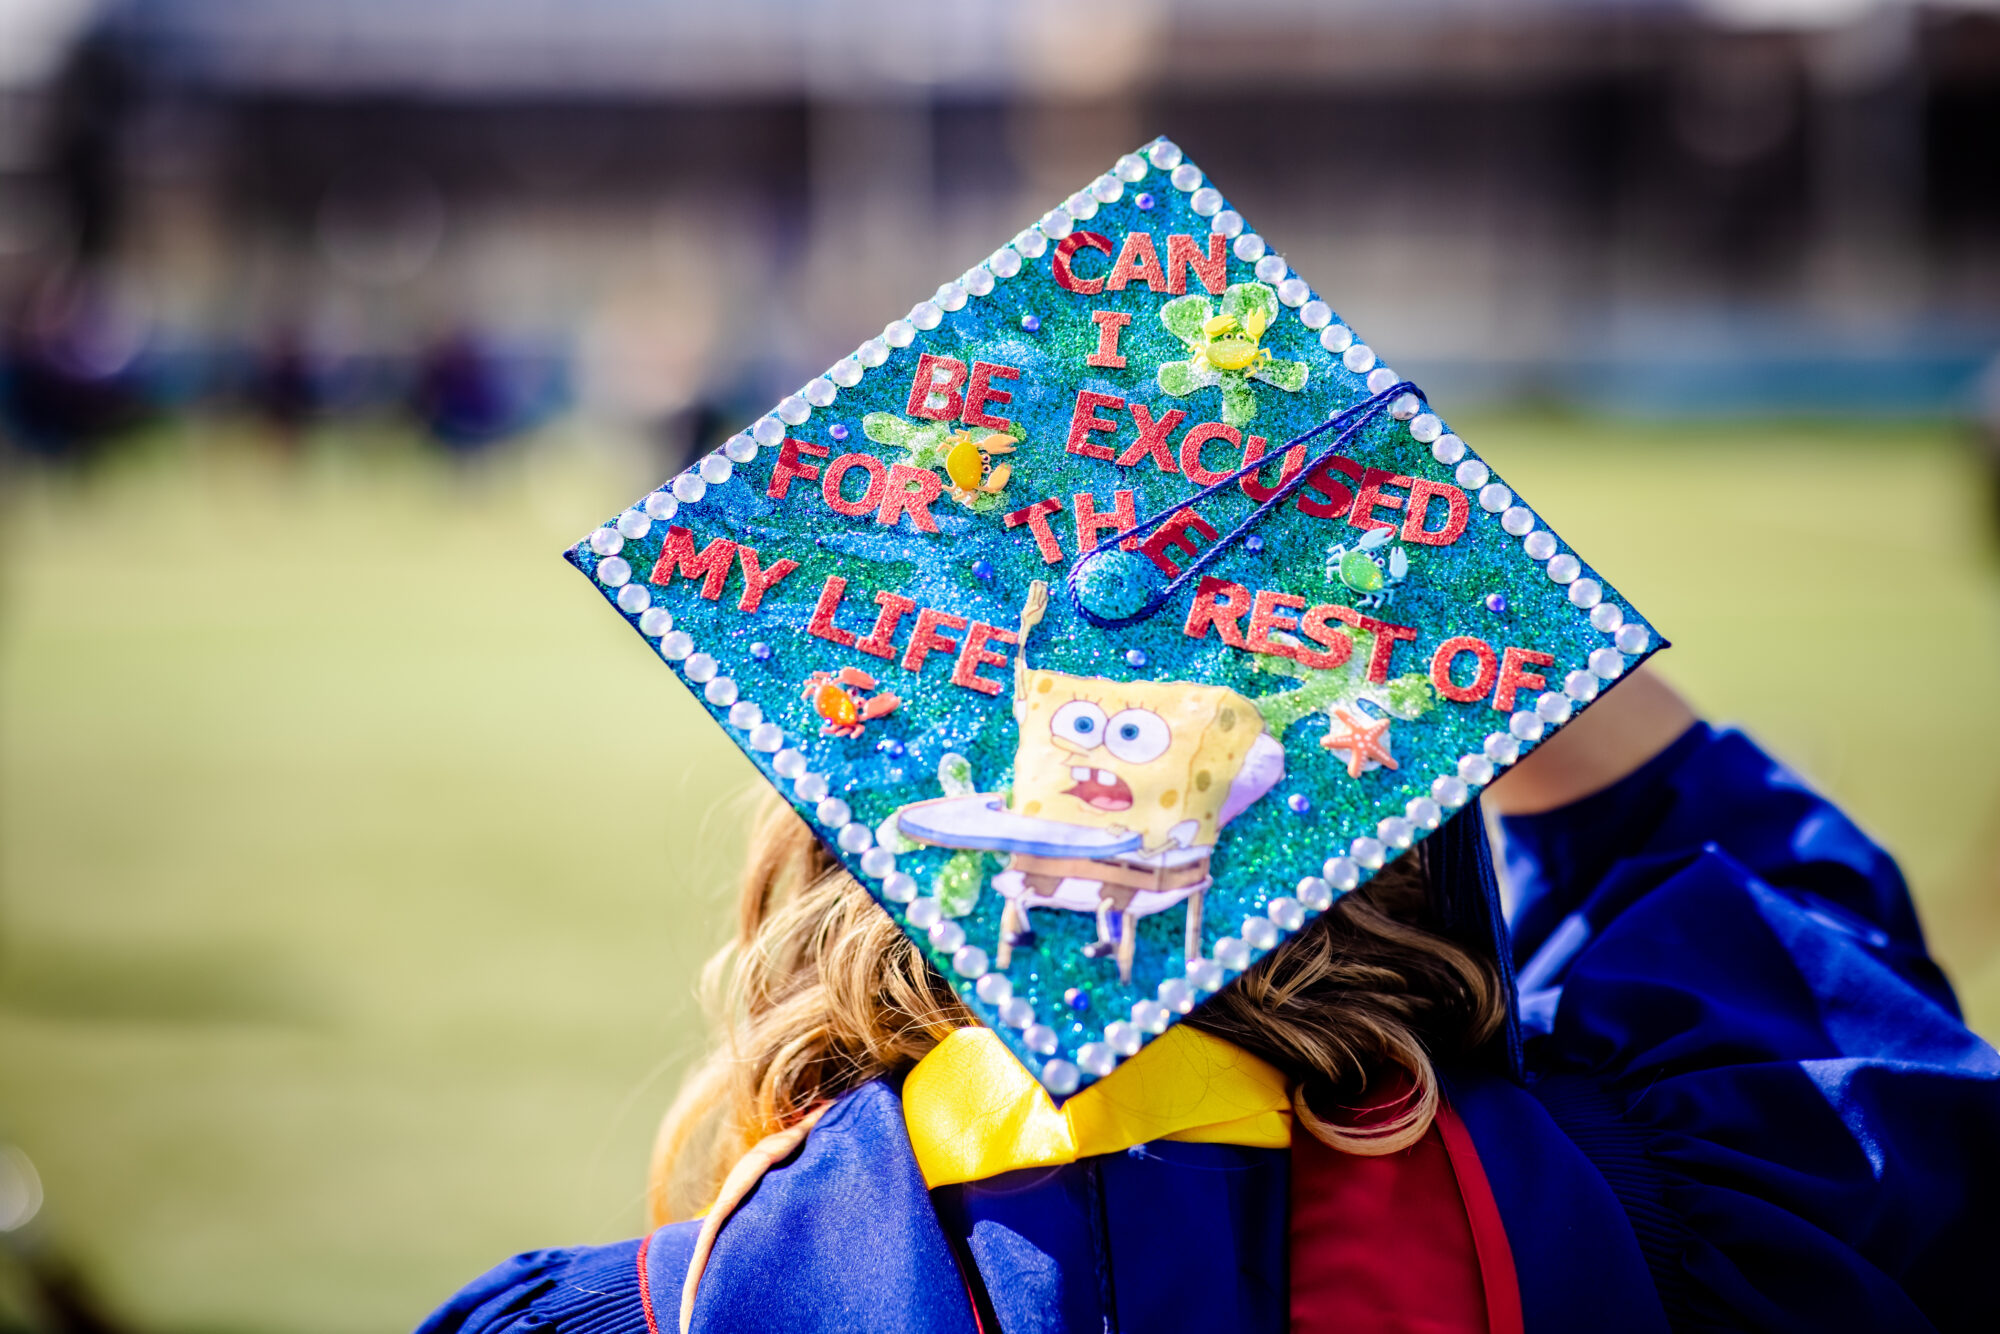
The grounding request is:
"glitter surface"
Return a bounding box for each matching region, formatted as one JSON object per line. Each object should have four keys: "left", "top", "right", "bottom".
{"left": 565, "top": 139, "right": 1661, "bottom": 1099}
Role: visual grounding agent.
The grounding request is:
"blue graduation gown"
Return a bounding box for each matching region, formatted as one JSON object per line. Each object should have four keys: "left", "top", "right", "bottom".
{"left": 418, "top": 726, "right": 2000, "bottom": 1332}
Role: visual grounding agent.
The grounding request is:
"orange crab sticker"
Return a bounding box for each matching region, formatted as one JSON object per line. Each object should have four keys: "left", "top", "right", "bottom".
{"left": 803, "top": 666, "right": 903, "bottom": 739}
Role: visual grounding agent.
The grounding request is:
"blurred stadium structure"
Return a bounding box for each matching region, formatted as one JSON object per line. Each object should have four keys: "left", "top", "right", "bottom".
{"left": 1, "top": 0, "right": 1997, "bottom": 471}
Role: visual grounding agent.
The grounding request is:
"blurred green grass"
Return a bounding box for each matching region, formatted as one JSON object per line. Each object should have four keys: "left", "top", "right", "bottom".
{"left": 2, "top": 415, "right": 1997, "bottom": 1333}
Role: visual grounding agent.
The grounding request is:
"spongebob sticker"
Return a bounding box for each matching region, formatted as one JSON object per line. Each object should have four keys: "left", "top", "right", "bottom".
{"left": 897, "top": 583, "right": 1283, "bottom": 983}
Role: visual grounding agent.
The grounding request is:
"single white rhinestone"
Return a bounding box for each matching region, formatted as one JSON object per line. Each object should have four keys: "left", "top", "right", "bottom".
{"left": 858, "top": 337, "right": 892, "bottom": 368}
{"left": 1378, "top": 816, "right": 1416, "bottom": 849}
{"left": 1351, "top": 836, "right": 1386, "bottom": 869}
{"left": 934, "top": 282, "right": 967, "bottom": 312}
{"left": 753, "top": 415, "right": 786, "bottom": 445}
{"left": 803, "top": 376, "right": 837, "bottom": 406}
{"left": 1432, "top": 433, "right": 1467, "bottom": 465}
{"left": 698, "top": 453, "right": 733, "bottom": 485}
{"left": 928, "top": 919, "right": 965, "bottom": 953}
{"left": 1536, "top": 692, "right": 1574, "bottom": 725}
{"left": 703, "top": 676, "right": 738, "bottom": 707}
{"left": 1092, "top": 173, "right": 1124, "bottom": 203}
{"left": 1485, "top": 733, "right": 1522, "bottom": 765}
{"left": 884, "top": 319, "right": 916, "bottom": 347}
{"left": 963, "top": 264, "right": 996, "bottom": 296}
{"left": 1078, "top": 1042, "right": 1118, "bottom": 1077}
{"left": 1501, "top": 506, "right": 1535, "bottom": 536}
{"left": 1242, "top": 916, "right": 1279, "bottom": 950}
{"left": 1343, "top": 343, "right": 1376, "bottom": 373}
{"left": 660, "top": 630, "right": 693, "bottom": 661}
{"left": 828, "top": 357, "right": 865, "bottom": 390}
{"left": 1323, "top": 856, "right": 1361, "bottom": 891}
{"left": 1040, "top": 1058, "right": 1079, "bottom": 1095}
{"left": 1390, "top": 393, "right": 1420, "bottom": 420}
{"left": 1568, "top": 578, "right": 1603, "bottom": 609}
{"left": 1114, "top": 152, "right": 1148, "bottom": 182}
{"left": 1000, "top": 996, "right": 1034, "bottom": 1028}
{"left": 724, "top": 433, "right": 758, "bottom": 463}
{"left": 616, "top": 509, "right": 651, "bottom": 540}
{"left": 1616, "top": 623, "right": 1651, "bottom": 655}
{"left": 617, "top": 583, "right": 652, "bottom": 613}
{"left": 1299, "top": 300, "right": 1332, "bottom": 330}
{"left": 1189, "top": 186, "right": 1222, "bottom": 215}
{"left": 1012, "top": 228, "right": 1048, "bottom": 259}
{"left": 1038, "top": 207, "right": 1072, "bottom": 240}
{"left": 588, "top": 527, "right": 623, "bottom": 556}
{"left": 1459, "top": 753, "right": 1496, "bottom": 785}
{"left": 817, "top": 797, "right": 851, "bottom": 826}
{"left": 1407, "top": 797, "right": 1444, "bottom": 830}
{"left": 1147, "top": 138, "right": 1184, "bottom": 169}
{"left": 1409, "top": 413, "right": 1443, "bottom": 444}
{"left": 1363, "top": 364, "right": 1394, "bottom": 393}
{"left": 1157, "top": 979, "right": 1196, "bottom": 1014}
{"left": 1590, "top": 603, "right": 1625, "bottom": 633}
{"left": 1433, "top": 775, "right": 1470, "bottom": 808}
{"left": 842, "top": 822, "right": 880, "bottom": 858}
{"left": 883, "top": 872, "right": 918, "bottom": 904}
{"left": 777, "top": 395, "right": 811, "bottom": 426}
{"left": 952, "top": 945, "right": 989, "bottom": 979}
{"left": 907, "top": 898, "right": 943, "bottom": 930}
{"left": 683, "top": 652, "right": 717, "bottom": 683}
{"left": 728, "top": 700, "right": 761, "bottom": 729}
{"left": 1510, "top": 711, "right": 1545, "bottom": 742}
{"left": 1589, "top": 647, "right": 1625, "bottom": 680}
{"left": 989, "top": 247, "right": 1023, "bottom": 279}
{"left": 1319, "top": 324, "right": 1354, "bottom": 353}
{"left": 1131, "top": 1000, "right": 1170, "bottom": 1035}
{"left": 1524, "top": 530, "right": 1558, "bottom": 561}
{"left": 1479, "top": 482, "right": 1513, "bottom": 513}
{"left": 1170, "top": 162, "right": 1203, "bottom": 192}
{"left": 1211, "top": 208, "right": 1243, "bottom": 237}
{"left": 1066, "top": 190, "right": 1098, "bottom": 221}
{"left": 794, "top": 772, "right": 830, "bottom": 802}
{"left": 1106, "top": 1020, "right": 1144, "bottom": 1056}
{"left": 596, "top": 555, "right": 631, "bottom": 587}
{"left": 1024, "top": 1025, "right": 1060, "bottom": 1058}
{"left": 1277, "top": 276, "right": 1310, "bottom": 307}
{"left": 976, "top": 973, "right": 1012, "bottom": 1005}
{"left": 671, "top": 473, "right": 707, "bottom": 503}
{"left": 1215, "top": 936, "right": 1251, "bottom": 971}
{"left": 643, "top": 491, "right": 678, "bottom": 521}
{"left": 749, "top": 722, "right": 783, "bottom": 752}
{"left": 910, "top": 300, "right": 943, "bottom": 331}
{"left": 1547, "top": 553, "right": 1582, "bottom": 584}
{"left": 1564, "top": 669, "right": 1601, "bottom": 702}
{"left": 772, "top": 748, "right": 807, "bottom": 778}
{"left": 1298, "top": 876, "right": 1333, "bottom": 910}
{"left": 1455, "top": 458, "right": 1490, "bottom": 489}
{"left": 860, "top": 846, "right": 895, "bottom": 878}
{"left": 1186, "top": 958, "right": 1225, "bottom": 992}
{"left": 1233, "top": 232, "right": 1267, "bottom": 262}
{"left": 1267, "top": 896, "right": 1306, "bottom": 932}
{"left": 1253, "top": 254, "right": 1288, "bottom": 283}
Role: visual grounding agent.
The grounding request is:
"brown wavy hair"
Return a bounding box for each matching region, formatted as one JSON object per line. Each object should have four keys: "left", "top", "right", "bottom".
{"left": 648, "top": 792, "right": 1506, "bottom": 1225}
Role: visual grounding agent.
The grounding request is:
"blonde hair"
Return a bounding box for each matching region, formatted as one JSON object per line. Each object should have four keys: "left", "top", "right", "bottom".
{"left": 648, "top": 793, "right": 1505, "bottom": 1225}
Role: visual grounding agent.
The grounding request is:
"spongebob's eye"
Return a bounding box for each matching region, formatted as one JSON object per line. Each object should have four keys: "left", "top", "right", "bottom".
{"left": 1051, "top": 700, "right": 1107, "bottom": 749}
{"left": 1104, "top": 709, "right": 1171, "bottom": 764}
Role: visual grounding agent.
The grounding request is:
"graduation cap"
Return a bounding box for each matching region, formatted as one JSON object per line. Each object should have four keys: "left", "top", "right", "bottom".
{"left": 568, "top": 138, "right": 1660, "bottom": 1099}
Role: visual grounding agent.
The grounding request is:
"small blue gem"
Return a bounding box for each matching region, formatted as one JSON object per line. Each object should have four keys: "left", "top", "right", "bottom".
{"left": 1135, "top": 192, "right": 1155, "bottom": 210}
{"left": 829, "top": 423, "right": 850, "bottom": 442}
{"left": 877, "top": 738, "right": 905, "bottom": 758}
{"left": 972, "top": 558, "right": 995, "bottom": 581}
{"left": 1244, "top": 535, "right": 1264, "bottom": 554}
{"left": 1064, "top": 987, "right": 1090, "bottom": 1013}
{"left": 1021, "top": 314, "right": 1041, "bottom": 333}
{"left": 750, "top": 642, "right": 773, "bottom": 661}
{"left": 1485, "top": 593, "right": 1509, "bottom": 614}
{"left": 1287, "top": 793, "right": 1312, "bottom": 815}
{"left": 1125, "top": 648, "right": 1148, "bottom": 669}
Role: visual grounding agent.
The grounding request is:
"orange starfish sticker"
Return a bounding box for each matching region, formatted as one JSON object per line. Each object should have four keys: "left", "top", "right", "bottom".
{"left": 1320, "top": 706, "right": 1398, "bottom": 778}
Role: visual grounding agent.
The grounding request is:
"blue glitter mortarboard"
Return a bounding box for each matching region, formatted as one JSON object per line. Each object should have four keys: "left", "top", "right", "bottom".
{"left": 567, "top": 137, "right": 1661, "bottom": 1100}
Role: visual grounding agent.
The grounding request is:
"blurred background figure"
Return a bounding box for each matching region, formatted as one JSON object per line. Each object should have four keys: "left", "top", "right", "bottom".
{"left": 0, "top": 2, "right": 1994, "bottom": 1332}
